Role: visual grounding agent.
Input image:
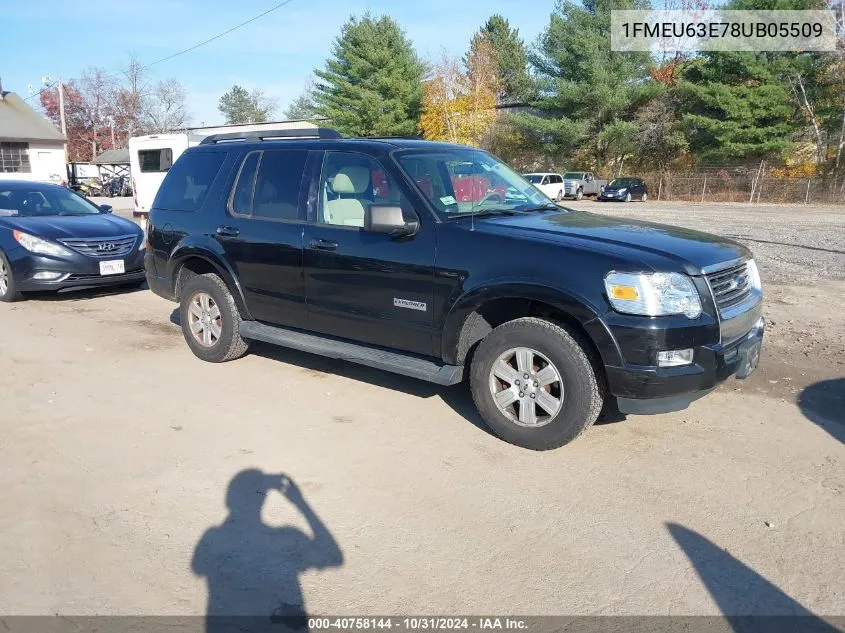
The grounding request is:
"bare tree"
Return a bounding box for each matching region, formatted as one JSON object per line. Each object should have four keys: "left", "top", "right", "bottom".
{"left": 142, "top": 79, "right": 190, "bottom": 133}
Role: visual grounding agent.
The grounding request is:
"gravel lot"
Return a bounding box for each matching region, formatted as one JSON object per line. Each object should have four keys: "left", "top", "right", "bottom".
{"left": 0, "top": 200, "right": 842, "bottom": 621}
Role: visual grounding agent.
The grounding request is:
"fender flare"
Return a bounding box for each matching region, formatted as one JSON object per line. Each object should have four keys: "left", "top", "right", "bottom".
{"left": 167, "top": 238, "right": 253, "bottom": 320}
{"left": 440, "top": 282, "right": 622, "bottom": 368}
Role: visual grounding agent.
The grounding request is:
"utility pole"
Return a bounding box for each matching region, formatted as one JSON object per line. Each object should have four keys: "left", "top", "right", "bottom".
{"left": 56, "top": 78, "right": 69, "bottom": 166}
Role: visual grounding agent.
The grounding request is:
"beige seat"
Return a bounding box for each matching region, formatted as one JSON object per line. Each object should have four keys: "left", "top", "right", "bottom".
{"left": 325, "top": 166, "right": 371, "bottom": 227}
{"left": 254, "top": 180, "right": 297, "bottom": 220}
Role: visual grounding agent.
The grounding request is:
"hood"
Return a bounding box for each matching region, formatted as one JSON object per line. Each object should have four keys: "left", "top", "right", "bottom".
{"left": 0, "top": 213, "right": 142, "bottom": 240}
{"left": 469, "top": 210, "right": 749, "bottom": 274}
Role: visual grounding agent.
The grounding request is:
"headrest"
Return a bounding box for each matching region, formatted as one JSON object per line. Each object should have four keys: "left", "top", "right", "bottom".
{"left": 332, "top": 166, "right": 370, "bottom": 194}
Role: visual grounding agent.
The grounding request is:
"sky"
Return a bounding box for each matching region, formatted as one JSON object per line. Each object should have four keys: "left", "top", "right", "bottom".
{"left": 0, "top": 0, "right": 554, "bottom": 127}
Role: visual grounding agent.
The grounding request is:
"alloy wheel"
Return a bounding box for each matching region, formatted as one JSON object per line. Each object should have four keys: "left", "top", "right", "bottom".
{"left": 488, "top": 347, "right": 564, "bottom": 427}
{"left": 188, "top": 292, "right": 223, "bottom": 347}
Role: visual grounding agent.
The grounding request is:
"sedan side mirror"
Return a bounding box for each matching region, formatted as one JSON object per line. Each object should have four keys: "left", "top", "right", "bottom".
{"left": 99, "top": 204, "right": 113, "bottom": 214}
{"left": 365, "top": 205, "right": 418, "bottom": 238}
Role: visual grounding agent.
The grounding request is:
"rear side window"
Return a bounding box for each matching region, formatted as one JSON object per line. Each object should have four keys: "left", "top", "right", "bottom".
{"left": 138, "top": 148, "right": 173, "bottom": 173}
{"left": 153, "top": 151, "right": 225, "bottom": 212}
{"left": 231, "top": 152, "right": 260, "bottom": 215}
{"left": 229, "top": 150, "right": 308, "bottom": 221}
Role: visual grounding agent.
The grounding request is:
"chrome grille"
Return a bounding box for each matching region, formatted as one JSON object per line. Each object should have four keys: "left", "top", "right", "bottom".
{"left": 59, "top": 235, "right": 136, "bottom": 258}
{"left": 706, "top": 261, "right": 752, "bottom": 314}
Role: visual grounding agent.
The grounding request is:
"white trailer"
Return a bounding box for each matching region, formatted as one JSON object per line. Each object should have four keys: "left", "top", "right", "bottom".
{"left": 129, "top": 120, "right": 319, "bottom": 219}
{"left": 129, "top": 133, "right": 202, "bottom": 219}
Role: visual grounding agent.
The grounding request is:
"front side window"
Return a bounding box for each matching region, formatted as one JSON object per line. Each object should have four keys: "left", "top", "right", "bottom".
{"left": 0, "top": 142, "right": 31, "bottom": 173}
{"left": 138, "top": 148, "right": 173, "bottom": 173}
{"left": 154, "top": 151, "right": 225, "bottom": 212}
{"left": 319, "top": 152, "right": 407, "bottom": 228}
{"left": 396, "top": 149, "right": 550, "bottom": 217}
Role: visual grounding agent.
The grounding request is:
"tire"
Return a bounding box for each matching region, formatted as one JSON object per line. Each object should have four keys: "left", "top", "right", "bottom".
{"left": 470, "top": 317, "right": 604, "bottom": 450}
{"left": 575, "top": 188, "right": 583, "bottom": 201}
{"left": 641, "top": 192, "right": 648, "bottom": 202}
{"left": 179, "top": 273, "right": 249, "bottom": 363}
{"left": 625, "top": 192, "right": 632, "bottom": 202}
{"left": 556, "top": 190, "right": 563, "bottom": 202}
{"left": 0, "top": 251, "right": 21, "bottom": 303}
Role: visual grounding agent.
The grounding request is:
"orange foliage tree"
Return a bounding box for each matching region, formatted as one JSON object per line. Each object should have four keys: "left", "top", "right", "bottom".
{"left": 420, "top": 38, "right": 500, "bottom": 146}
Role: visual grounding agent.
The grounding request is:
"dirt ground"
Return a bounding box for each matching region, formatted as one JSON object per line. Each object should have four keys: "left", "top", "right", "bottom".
{"left": 0, "top": 201, "right": 843, "bottom": 620}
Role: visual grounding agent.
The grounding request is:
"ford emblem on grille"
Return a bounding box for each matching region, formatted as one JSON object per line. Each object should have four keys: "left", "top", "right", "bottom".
{"left": 98, "top": 242, "right": 117, "bottom": 251}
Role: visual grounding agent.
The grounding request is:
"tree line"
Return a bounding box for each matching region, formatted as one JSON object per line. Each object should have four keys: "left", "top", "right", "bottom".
{"left": 46, "top": 0, "right": 845, "bottom": 180}
{"left": 40, "top": 59, "right": 188, "bottom": 162}
{"left": 280, "top": 0, "right": 845, "bottom": 179}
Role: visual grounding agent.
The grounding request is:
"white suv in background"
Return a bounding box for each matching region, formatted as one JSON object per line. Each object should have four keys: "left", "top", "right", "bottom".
{"left": 523, "top": 173, "right": 565, "bottom": 201}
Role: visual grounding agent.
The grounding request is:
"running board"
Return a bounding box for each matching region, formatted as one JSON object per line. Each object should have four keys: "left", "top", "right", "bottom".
{"left": 239, "top": 321, "right": 464, "bottom": 386}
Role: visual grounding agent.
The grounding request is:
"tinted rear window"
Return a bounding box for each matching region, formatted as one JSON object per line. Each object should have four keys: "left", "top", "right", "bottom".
{"left": 154, "top": 151, "right": 225, "bottom": 212}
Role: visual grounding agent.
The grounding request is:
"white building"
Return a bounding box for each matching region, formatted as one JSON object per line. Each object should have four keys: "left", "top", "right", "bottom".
{"left": 0, "top": 89, "right": 66, "bottom": 183}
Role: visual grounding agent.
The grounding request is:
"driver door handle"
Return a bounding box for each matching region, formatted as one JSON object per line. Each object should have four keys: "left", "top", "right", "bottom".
{"left": 310, "top": 238, "right": 339, "bottom": 251}
{"left": 215, "top": 226, "right": 240, "bottom": 238}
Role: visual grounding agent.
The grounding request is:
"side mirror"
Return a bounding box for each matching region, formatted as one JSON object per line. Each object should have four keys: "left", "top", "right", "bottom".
{"left": 99, "top": 204, "right": 113, "bottom": 214}
{"left": 586, "top": 174, "right": 593, "bottom": 181}
{"left": 365, "top": 205, "right": 418, "bottom": 237}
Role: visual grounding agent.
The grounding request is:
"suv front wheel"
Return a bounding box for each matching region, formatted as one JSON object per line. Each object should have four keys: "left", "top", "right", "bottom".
{"left": 470, "top": 317, "right": 604, "bottom": 450}
{"left": 179, "top": 273, "right": 250, "bottom": 363}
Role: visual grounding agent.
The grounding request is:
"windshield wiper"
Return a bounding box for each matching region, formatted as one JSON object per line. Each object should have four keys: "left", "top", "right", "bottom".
{"left": 450, "top": 209, "right": 516, "bottom": 220}
{"left": 519, "top": 204, "right": 559, "bottom": 212}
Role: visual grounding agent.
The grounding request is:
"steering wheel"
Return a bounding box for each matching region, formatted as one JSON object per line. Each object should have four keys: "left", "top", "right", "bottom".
{"left": 477, "top": 189, "right": 504, "bottom": 206}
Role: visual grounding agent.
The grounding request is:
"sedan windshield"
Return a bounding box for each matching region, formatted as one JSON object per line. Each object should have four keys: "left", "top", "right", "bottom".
{"left": 0, "top": 185, "right": 100, "bottom": 217}
{"left": 396, "top": 149, "right": 551, "bottom": 217}
{"left": 608, "top": 178, "right": 636, "bottom": 188}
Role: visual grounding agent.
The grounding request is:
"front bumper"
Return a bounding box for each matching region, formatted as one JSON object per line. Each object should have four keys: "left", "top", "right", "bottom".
{"left": 7, "top": 246, "right": 146, "bottom": 292}
{"left": 607, "top": 316, "right": 765, "bottom": 415}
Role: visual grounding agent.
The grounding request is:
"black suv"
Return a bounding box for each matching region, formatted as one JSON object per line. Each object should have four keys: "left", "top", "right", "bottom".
{"left": 145, "top": 128, "right": 764, "bottom": 450}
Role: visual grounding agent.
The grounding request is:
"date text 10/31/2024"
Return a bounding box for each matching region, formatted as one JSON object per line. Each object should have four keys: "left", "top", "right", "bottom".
{"left": 308, "top": 618, "right": 528, "bottom": 631}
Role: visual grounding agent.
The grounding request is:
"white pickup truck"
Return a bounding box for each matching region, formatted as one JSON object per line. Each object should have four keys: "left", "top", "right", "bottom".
{"left": 562, "top": 171, "right": 608, "bottom": 200}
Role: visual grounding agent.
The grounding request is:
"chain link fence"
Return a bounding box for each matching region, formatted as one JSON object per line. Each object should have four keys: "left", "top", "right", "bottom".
{"left": 639, "top": 171, "right": 845, "bottom": 204}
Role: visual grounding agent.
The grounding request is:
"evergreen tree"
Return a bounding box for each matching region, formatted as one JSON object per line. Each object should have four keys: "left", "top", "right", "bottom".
{"left": 514, "top": 0, "right": 657, "bottom": 169}
{"left": 468, "top": 15, "right": 533, "bottom": 103}
{"left": 314, "top": 14, "right": 425, "bottom": 136}
{"left": 218, "top": 85, "right": 277, "bottom": 124}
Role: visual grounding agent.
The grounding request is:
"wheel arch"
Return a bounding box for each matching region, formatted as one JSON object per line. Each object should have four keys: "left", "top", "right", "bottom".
{"left": 168, "top": 243, "right": 252, "bottom": 320}
{"left": 442, "top": 284, "right": 622, "bottom": 373}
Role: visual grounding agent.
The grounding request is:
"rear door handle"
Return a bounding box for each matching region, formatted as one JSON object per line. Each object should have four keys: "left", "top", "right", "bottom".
{"left": 215, "top": 226, "right": 240, "bottom": 238}
{"left": 309, "top": 238, "right": 339, "bottom": 251}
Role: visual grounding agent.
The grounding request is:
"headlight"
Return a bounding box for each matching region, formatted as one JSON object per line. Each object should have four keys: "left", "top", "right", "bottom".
{"left": 605, "top": 271, "right": 702, "bottom": 318}
{"left": 618, "top": 188, "right": 628, "bottom": 194}
{"left": 746, "top": 258, "right": 762, "bottom": 292}
{"left": 13, "top": 230, "right": 73, "bottom": 257}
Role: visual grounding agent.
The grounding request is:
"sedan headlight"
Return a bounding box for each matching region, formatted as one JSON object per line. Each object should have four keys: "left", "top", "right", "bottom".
{"left": 605, "top": 271, "right": 702, "bottom": 318}
{"left": 13, "top": 230, "right": 73, "bottom": 257}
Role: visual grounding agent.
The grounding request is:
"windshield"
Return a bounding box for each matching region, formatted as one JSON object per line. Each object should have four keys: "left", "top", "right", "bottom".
{"left": 396, "top": 149, "right": 551, "bottom": 217}
{"left": 524, "top": 174, "right": 544, "bottom": 184}
{"left": 0, "top": 185, "right": 100, "bottom": 217}
{"left": 608, "top": 178, "right": 636, "bottom": 188}
{"left": 563, "top": 172, "right": 584, "bottom": 180}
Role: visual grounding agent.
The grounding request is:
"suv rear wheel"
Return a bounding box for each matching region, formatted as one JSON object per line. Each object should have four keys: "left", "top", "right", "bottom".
{"left": 470, "top": 317, "right": 604, "bottom": 450}
{"left": 179, "top": 273, "right": 249, "bottom": 363}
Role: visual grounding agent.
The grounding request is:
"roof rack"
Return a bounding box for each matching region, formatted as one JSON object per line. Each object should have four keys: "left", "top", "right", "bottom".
{"left": 200, "top": 127, "right": 342, "bottom": 145}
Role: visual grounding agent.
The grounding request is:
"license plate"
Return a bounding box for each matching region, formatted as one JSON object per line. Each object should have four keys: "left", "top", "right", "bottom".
{"left": 99, "top": 260, "right": 125, "bottom": 276}
{"left": 735, "top": 339, "right": 761, "bottom": 379}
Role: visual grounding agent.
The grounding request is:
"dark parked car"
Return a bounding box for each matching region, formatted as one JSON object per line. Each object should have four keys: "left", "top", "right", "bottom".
{"left": 599, "top": 177, "right": 648, "bottom": 202}
{"left": 0, "top": 181, "right": 145, "bottom": 302}
{"left": 145, "top": 129, "right": 764, "bottom": 451}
